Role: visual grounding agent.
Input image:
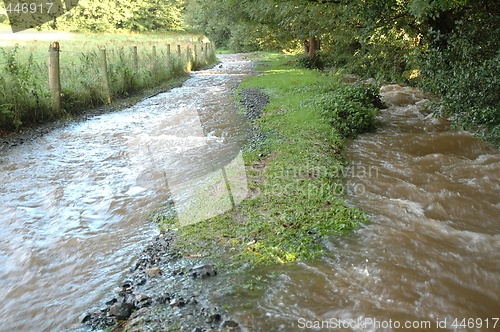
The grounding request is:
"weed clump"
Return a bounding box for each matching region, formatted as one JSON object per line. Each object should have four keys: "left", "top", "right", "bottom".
{"left": 297, "top": 54, "right": 324, "bottom": 70}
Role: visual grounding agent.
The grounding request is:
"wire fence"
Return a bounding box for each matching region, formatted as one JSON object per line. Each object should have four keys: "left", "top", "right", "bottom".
{"left": 0, "top": 41, "right": 216, "bottom": 131}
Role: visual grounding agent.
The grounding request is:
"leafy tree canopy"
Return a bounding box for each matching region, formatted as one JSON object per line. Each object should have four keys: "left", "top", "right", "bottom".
{"left": 188, "top": 0, "right": 500, "bottom": 146}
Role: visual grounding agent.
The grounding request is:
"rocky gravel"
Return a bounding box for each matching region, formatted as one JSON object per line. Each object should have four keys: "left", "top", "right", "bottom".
{"left": 239, "top": 88, "right": 269, "bottom": 121}
{"left": 77, "top": 232, "right": 241, "bottom": 332}
{"left": 238, "top": 87, "right": 271, "bottom": 155}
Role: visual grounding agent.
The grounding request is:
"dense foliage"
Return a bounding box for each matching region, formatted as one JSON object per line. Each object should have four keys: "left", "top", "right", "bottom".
{"left": 188, "top": 0, "right": 500, "bottom": 147}
{"left": 418, "top": 15, "right": 500, "bottom": 147}
{"left": 314, "top": 81, "right": 380, "bottom": 138}
{"left": 67, "top": 0, "right": 183, "bottom": 32}
{"left": 0, "top": 0, "right": 184, "bottom": 32}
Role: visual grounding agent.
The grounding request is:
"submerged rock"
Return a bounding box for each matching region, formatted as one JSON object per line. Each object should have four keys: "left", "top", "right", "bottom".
{"left": 222, "top": 319, "right": 239, "bottom": 328}
{"left": 206, "top": 313, "right": 222, "bottom": 323}
{"left": 190, "top": 264, "right": 217, "bottom": 279}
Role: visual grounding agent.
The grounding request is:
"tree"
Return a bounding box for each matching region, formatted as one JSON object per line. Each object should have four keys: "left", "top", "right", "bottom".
{"left": 52, "top": 0, "right": 184, "bottom": 32}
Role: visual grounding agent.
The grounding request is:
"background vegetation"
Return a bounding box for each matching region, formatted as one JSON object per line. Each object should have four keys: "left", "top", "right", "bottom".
{"left": 186, "top": 0, "right": 500, "bottom": 147}
{"left": 1, "top": 0, "right": 498, "bottom": 145}
{"left": 0, "top": 0, "right": 184, "bottom": 32}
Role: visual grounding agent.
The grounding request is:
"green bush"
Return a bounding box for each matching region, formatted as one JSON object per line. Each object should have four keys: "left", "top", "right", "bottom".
{"left": 314, "top": 81, "right": 380, "bottom": 138}
{"left": 297, "top": 54, "right": 324, "bottom": 70}
{"left": 0, "top": 46, "right": 51, "bottom": 130}
{"left": 418, "top": 16, "right": 500, "bottom": 147}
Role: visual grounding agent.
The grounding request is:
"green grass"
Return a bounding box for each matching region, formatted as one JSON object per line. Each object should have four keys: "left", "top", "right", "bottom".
{"left": 155, "top": 53, "right": 380, "bottom": 269}
{"left": 215, "top": 47, "right": 234, "bottom": 54}
{"left": 0, "top": 31, "right": 216, "bottom": 132}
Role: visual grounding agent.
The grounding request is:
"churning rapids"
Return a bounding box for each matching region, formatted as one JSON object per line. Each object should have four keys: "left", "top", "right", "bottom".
{"left": 220, "top": 85, "right": 500, "bottom": 331}
{"left": 0, "top": 54, "right": 252, "bottom": 331}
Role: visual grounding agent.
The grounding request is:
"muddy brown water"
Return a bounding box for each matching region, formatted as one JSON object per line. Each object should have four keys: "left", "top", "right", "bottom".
{"left": 0, "top": 54, "right": 253, "bottom": 331}
{"left": 221, "top": 85, "right": 500, "bottom": 331}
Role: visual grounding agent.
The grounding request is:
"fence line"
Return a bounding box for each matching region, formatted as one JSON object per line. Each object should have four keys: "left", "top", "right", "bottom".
{"left": 46, "top": 41, "right": 215, "bottom": 112}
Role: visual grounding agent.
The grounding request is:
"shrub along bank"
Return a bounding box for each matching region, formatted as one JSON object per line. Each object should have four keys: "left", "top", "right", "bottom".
{"left": 157, "top": 53, "right": 381, "bottom": 269}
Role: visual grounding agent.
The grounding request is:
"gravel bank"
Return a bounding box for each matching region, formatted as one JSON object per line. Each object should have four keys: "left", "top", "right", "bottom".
{"left": 239, "top": 88, "right": 268, "bottom": 121}
{"left": 77, "top": 231, "right": 241, "bottom": 332}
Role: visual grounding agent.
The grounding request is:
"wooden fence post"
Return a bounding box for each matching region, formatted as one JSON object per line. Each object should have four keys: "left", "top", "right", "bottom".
{"left": 132, "top": 46, "right": 138, "bottom": 72}
{"left": 166, "top": 44, "right": 171, "bottom": 67}
{"left": 177, "top": 45, "right": 181, "bottom": 59}
{"left": 48, "top": 42, "right": 61, "bottom": 113}
{"left": 100, "top": 49, "right": 112, "bottom": 104}
{"left": 152, "top": 45, "right": 157, "bottom": 69}
{"left": 186, "top": 45, "right": 192, "bottom": 71}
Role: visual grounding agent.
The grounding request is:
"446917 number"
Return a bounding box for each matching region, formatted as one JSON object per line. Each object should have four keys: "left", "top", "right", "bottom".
{"left": 6, "top": 2, "right": 54, "bottom": 14}
{"left": 452, "top": 318, "right": 499, "bottom": 329}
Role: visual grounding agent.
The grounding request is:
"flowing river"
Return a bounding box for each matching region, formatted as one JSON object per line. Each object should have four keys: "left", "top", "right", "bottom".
{"left": 222, "top": 84, "right": 500, "bottom": 331}
{"left": 0, "top": 54, "right": 252, "bottom": 331}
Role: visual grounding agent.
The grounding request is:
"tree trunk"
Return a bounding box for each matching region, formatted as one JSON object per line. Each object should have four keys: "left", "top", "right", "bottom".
{"left": 307, "top": 36, "right": 320, "bottom": 57}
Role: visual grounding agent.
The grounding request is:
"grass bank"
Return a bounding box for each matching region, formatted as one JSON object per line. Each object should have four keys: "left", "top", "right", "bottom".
{"left": 0, "top": 31, "right": 215, "bottom": 133}
{"left": 157, "top": 53, "right": 382, "bottom": 269}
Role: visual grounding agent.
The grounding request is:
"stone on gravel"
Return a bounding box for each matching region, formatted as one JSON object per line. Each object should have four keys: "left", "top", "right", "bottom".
{"left": 190, "top": 264, "right": 217, "bottom": 279}
{"left": 114, "top": 287, "right": 125, "bottom": 293}
{"left": 154, "top": 293, "right": 170, "bottom": 305}
{"left": 135, "top": 294, "right": 149, "bottom": 302}
{"left": 206, "top": 313, "right": 222, "bottom": 323}
{"left": 109, "top": 302, "right": 134, "bottom": 320}
{"left": 145, "top": 267, "right": 161, "bottom": 278}
{"left": 79, "top": 313, "right": 91, "bottom": 323}
{"left": 222, "top": 320, "right": 239, "bottom": 328}
{"left": 105, "top": 298, "right": 117, "bottom": 306}
{"left": 169, "top": 296, "right": 186, "bottom": 307}
{"left": 136, "top": 277, "right": 147, "bottom": 286}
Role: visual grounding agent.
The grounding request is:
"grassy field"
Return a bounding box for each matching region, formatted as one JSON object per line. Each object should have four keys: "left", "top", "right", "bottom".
{"left": 0, "top": 28, "right": 215, "bottom": 132}
{"left": 155, "top": 53, "right": 381, "bottom": 269}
